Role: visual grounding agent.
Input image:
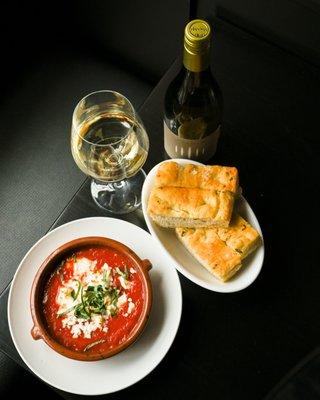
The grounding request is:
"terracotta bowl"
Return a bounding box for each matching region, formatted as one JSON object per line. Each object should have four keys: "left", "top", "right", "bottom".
{"left": 30, "top": 237, "right": 152, "bottom": 361}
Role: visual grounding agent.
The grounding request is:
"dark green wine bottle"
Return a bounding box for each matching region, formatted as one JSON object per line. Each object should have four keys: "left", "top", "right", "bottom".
{"left": 164, "top": 19, "right": 222, "bottom": 162}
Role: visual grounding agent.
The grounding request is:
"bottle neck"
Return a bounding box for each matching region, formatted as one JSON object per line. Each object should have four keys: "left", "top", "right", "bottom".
{"left": 177, "top": 66, "right": 211, "bottom": 105}
{"left": 181, "top": 65, "right": 211, "bottom": 90}
{"left": 183, "top": 47, "right": 210, "bottom": 73}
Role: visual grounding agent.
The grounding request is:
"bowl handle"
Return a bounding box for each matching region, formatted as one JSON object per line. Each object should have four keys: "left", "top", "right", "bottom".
{"left": 142, "top": 259, "right": 152, "bottom": 271}
{"left": 31, "top": 326, "right": 43, "bottom": 340}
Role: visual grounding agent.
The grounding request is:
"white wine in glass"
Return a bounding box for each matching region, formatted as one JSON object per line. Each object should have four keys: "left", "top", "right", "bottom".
{"left": 71, "top": 91, "right": 149, "bottom": 213}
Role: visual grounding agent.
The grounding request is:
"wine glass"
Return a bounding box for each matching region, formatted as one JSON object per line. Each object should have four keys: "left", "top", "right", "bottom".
{"left": 71, "top": 90, "right": 149, "bottom": 214}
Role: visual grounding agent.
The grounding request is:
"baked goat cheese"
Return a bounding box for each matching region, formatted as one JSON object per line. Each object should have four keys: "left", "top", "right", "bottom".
{"left": 55, "top": 256, "right": 135, "bottom": 339}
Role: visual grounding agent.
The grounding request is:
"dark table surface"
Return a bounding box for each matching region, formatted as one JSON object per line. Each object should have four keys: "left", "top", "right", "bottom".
{"left": 1, "top": 19, "right": 319, "bottom": 400}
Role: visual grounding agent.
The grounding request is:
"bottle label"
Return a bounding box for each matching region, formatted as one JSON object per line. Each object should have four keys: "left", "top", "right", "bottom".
{"left": 164, "top": 121, "right": 220, "bottom": 162}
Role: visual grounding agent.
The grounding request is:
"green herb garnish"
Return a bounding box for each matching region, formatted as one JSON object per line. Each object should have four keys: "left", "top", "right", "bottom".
{"left": 102, "top": 269, "right": 111, "bottom": 284}
{"left": 115, "top": 266, "right": 130, "bottom": 280}
{"left": 109, "top": 307, "right": 117, "bottom": 317}
{"left": 57, "top": 263, "right": 129, "bottom": 321}
{"left": 74, "top": 303, "right": 90, "bottom": 319}
{"left": 71, "top": 280, "right": 81, "bottom": 300}
{"left": 59, "top": 283, "right": 121, "bottom": 320}
{"left": 57, "top": 305, "right": 76, "bottom": 317}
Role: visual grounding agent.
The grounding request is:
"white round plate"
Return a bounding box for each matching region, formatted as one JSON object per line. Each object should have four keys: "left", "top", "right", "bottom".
{"left": 142, "top": 159, "right": 265, "bottom": 293}
{"left": 8, "top": 217, "right": 182, "bottom": 395}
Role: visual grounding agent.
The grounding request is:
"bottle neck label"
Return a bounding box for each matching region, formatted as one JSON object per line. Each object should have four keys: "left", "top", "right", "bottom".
{"left": 164, "top": 121, "right": 220, "bottom": 162}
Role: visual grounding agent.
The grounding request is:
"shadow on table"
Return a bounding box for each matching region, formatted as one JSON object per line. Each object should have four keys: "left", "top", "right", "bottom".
{"left": 264, "top": 347, "right": 320, "bottom": 400}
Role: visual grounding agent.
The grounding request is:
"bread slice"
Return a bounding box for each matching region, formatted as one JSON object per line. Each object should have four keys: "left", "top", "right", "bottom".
{"left": 176, "top": 226, "right": 242, "bottom": 281}
{"left": 148, "top": 186, "right": 234, "bottom": 228}
{"left": 155, "top": 162, "right": 239, "bottom": 194}
{"left": 215, "top": 214, "right": 262, "bottom": 259}
{"left": 176, "top": 214, "right": 261, "bottom": 281}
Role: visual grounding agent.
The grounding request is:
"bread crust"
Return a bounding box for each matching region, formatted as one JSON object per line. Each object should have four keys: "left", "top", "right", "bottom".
{"left": 176, "top": 226, "right": 242, "bottom": 281}
{"left": 155, "top": 162, "right": 239, "bottom": 194}
{"left": 215, "top": 214, "right": 262, "bottom": 259}
{"left": 148, "top": 187, "right": 234, "bottom": 228}
{"left": 176, "top": 215, "right": 261, "bottom": 281}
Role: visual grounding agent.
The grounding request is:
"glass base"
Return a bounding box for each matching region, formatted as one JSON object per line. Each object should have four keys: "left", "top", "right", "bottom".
{"left": 90, "top": 170, "right": 146, "bottom": 214}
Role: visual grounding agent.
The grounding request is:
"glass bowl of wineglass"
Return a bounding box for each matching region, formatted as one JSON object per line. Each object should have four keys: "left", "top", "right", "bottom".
{"left": 71, "top": 90, "right": 149, "bottom": 214}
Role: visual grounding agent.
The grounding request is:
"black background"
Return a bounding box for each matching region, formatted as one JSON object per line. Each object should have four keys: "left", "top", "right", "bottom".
{"left": 0, "top": 1, "right": 319, "bottom": 399}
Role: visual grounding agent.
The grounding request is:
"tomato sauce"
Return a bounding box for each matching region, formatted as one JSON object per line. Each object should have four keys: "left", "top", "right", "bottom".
{"left": 42, "top": 247, "right": 145, "bottom": 353}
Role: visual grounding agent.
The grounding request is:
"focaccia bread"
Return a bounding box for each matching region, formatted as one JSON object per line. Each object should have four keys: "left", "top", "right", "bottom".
{"left": 148, "top": 186, "right": 234, "bottom": 228}
{"left": 176, "top": 214, "right": 262, "bottom": 281}
{"left": 154, "top": 162, "right": 239, "bottom": 194}
{"left": 215, "top": 214, "right": 262, "bottom": 259}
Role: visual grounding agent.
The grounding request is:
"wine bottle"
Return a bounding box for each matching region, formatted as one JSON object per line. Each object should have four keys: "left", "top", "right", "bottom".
{"left": 164, "top": 19, "right": 222, "bottom": 162}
